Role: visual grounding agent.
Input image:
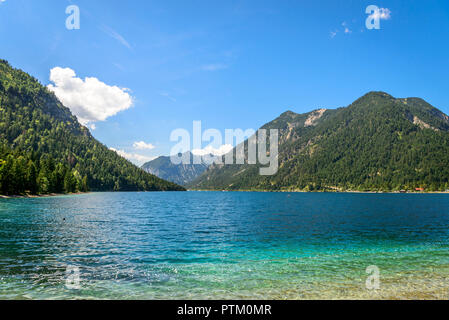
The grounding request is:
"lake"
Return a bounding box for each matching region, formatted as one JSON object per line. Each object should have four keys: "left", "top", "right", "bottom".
{"left": 1, "top": 192, "right": 449, "bottom": 299}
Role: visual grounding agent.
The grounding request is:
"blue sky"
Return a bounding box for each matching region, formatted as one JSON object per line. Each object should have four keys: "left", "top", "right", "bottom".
{"left": 1, "top": 0, "right": 449, "bottom": 164}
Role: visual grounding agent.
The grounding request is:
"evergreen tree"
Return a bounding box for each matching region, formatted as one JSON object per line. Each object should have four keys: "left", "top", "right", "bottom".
{"left": 63, "top": 169, "right": 77, "bottom": 193}
{"left": 26, "top": 160, "right": 38, "bottom": 194}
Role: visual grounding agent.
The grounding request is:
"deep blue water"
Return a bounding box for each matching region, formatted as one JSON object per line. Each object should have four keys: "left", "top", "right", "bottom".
{"left": 1, "top": 192, "right": 449, "bottom": 299}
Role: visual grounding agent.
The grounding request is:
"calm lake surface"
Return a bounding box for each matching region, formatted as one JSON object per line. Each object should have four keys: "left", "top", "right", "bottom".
{"left": 1, "top": 192, "right": 449, "bottom": 299}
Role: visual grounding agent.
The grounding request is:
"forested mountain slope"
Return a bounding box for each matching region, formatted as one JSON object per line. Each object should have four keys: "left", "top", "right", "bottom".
{"left": 190, "top": 92, "right": 449, "bottom": 192}
{"left": 0, "top": 59, "right": 184, "bottom": 195}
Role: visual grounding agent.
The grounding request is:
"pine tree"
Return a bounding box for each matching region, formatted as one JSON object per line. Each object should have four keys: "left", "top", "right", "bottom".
{"left": 37, "top": 169, "right": 50, "bottom": 194}
{"left": 63, "top": 169, "right": 77, "bottom": 193}
{"left": 79, "top": 175, "right": 89, "bottom": 192}
{"left": 26, "top": 160, "right": 38, "bottom": 194}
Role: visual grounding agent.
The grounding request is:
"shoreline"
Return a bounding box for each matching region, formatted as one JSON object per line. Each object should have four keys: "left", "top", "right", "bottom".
{"left": 0, "top": 192, "right": 90, "bottom": 199}
{"left": 188, "top": 189, "right": 449, "bottom": 194}
{"left": 3, "top": 190, "right": 449, "bottom": 199}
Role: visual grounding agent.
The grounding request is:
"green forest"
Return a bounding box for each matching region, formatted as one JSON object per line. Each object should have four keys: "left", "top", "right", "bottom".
{"left": 0, "top": 59, "right": 184, "bottom": 195}
{"left": 190, "top": 92, "right": 449, "bottom": 192}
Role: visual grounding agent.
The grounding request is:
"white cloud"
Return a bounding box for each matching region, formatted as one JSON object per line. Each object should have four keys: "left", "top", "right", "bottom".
{"left": 341, "top": 22, "right": 352, "bottom": 34}
{"left": 371, "top": 8, "right": 392, "bottom": 20}
{"left": 331, "top": 21, "right": 356, "bottom": 38}
{"left": 133, "top": 141, "right": 156, "bottom": 150}
{"left": 101, "top": 25, "right": 132, "bottom": 50}
{"left": 159, "top": 92, "right": 177, "bottom": 102}
{"left": 192, "top": 144, "right": 233, "bottom": 156}
{"left": 113, "top": 63, "right": 125, "bottom": 71}
{"left": 110, "top": 148, "right": 155, "bottom": 165}
{"left": 47, "top": 67, "right": 133, "bottom": 126}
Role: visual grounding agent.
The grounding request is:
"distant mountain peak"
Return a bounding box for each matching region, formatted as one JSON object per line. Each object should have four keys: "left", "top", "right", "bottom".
{"left": 142, "top": 151, "right": 209, "bottom": 186}
{"left": 364, "top": 91, "right": 395, "bottom": 99}
{"left": 280, "top": 110, "right": 298, "bottom": 117}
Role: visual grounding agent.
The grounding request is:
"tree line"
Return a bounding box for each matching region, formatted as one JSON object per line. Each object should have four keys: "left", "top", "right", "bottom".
{"left": 0, "top": 146, "right": 88, "bottom": 195}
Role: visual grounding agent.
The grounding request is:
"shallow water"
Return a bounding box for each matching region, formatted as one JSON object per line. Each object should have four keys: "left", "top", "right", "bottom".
{"left": 1, "top": 192, "right": 449, "bottom": 299}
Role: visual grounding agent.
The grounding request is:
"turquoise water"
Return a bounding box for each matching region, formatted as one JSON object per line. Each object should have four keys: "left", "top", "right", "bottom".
{"left": 1, "top": 192, "right": 449, "bottom": 299}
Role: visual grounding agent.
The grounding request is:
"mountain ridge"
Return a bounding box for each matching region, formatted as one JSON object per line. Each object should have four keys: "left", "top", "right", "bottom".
{"left": 189, "top": 91, "right": 449, "bottom": 192}
{"left": 141, "top": 151, "right": 209, "bottom": 186}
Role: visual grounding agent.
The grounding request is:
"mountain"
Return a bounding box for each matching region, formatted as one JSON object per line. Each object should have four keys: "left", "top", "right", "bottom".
{"left": 142, "top": 152, "right": 209, "bottom": 185}
{"left": 189, "top": 92, "right": 449, "bottom": 192}
{"left": 0, "top": 59, "right": 184, "bottom": 195}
